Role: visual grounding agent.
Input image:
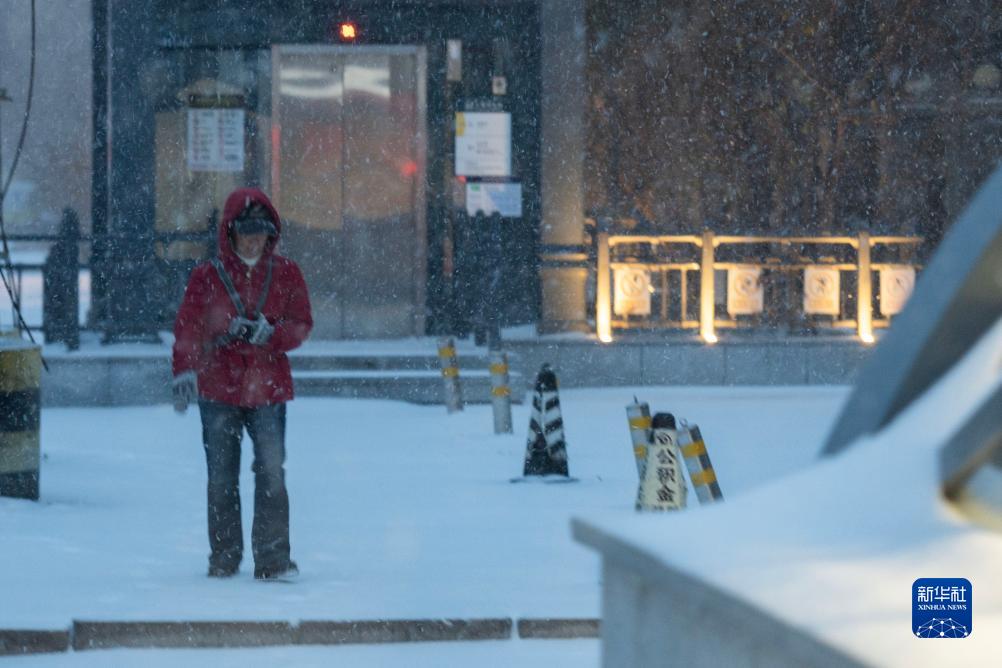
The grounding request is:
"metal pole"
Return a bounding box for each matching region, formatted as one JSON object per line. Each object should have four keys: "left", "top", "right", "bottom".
{"left": 700, "top": 230, "right": 717, "bottom": 343}
{"left": 489, "top": 349, "right": 512, "bottom": 434}
{"left": 677, "top": 422, "right": 723, "bottom": 504}
{"left": 857, "top": 231, "right": 873, "bottom": 343}
{"left": 437, "top": 336, "right": 463, "bottom": 413}
{"left": 596, "top": 232, "right": 612, "bottom": 342}
{"left": 625, "top": 398, "right": 652, "bottom": 480}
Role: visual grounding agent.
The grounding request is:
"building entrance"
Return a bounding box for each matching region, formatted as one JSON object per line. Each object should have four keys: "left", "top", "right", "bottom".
{"left": 271, "top": 45, "right": 427, "bottom": 338}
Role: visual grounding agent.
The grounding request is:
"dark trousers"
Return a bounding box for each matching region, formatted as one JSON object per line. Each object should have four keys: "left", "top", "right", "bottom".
{"left": 198, "top": 400, "right": 290, "bottom": 573}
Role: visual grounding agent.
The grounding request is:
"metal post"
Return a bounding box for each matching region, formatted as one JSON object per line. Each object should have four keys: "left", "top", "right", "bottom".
{"left": 596, "top": 232, "right": 612, "bottom": 342}
{"left": 625, "top": 398, "right": 652, "bottom": 480}
{"left": 437, "top": 336, "right": 463, "bottom": 413}
{"left": 677, "top": 422, "right": 723, "bottom": 504}
{"left": 700, "top": 230, "right": 717, "bottom": 343}
{"left": 489, "top": 349, "right": 513, "bottom": 434}
{"left": 0, "top": 342, "right": 41, "bottom": 500}
{"left": 857, "top": 231, "right": 874, "bottom": 343}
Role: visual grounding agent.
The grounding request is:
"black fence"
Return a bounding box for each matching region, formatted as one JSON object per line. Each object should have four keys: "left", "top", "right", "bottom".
{"left": 2, "top": 209, "right": 220, "bottom": 348}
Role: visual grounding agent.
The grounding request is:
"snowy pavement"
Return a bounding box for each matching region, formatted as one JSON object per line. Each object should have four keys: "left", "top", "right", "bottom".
{"left": 1, "top": 385, "right": 847, "bottom": 664}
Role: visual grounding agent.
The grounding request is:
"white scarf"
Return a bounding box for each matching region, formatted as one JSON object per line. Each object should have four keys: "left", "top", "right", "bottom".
{"left": 236, "top": 252, "right": 261, "bottom": 267}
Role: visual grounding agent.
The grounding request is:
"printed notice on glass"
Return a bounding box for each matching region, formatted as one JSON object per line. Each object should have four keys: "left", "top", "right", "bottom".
{"left": 455, "top": 112, "right": 511, "bottom": 177}
{"left": 187, "top": 108, "right": 245, "bottom": 173}
{"left": 466, "top": 182, "right": 522, "bottom": 217}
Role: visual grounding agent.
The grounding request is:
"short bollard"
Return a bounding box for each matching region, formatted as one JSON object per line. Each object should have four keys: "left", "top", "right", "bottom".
{"left": 437, "top": 336, "right": 463, "bottom": 413}
{"left": 677, "top": 421, "right": 724, "bottom": 504}
{"left": 0, "top": 340, "right": 42, "bottom": 500}
{"left": 489, "top": 350, "right": 513, "bottom": 434}
{"left": 636, "top": 412, "right": 687, "bottom": 511}
{"left": 626, "top": 398, "right": 652, "bottom": 480}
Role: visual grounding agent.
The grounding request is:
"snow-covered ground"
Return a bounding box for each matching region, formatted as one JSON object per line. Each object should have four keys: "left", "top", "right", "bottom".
{"left": 1, "top": 384, "right": 847, "bottom": 665}
{"left": 579, "top": 317, "right": 1002, "bottom": 667}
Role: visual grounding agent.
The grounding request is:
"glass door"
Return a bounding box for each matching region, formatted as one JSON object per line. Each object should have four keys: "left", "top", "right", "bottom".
{"left": 272, "top": 45, "right": 426, "bottom": 338}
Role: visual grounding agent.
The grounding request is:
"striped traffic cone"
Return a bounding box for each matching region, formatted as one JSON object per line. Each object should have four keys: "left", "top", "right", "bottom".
{"left": 636, "top": 412, "right": 687, "bottom": 511}
{"left": 677, "top": 421, "right": 723, "bottom": 504}
{"left": 516, "top": 364, "right": 574, "bottom": 481}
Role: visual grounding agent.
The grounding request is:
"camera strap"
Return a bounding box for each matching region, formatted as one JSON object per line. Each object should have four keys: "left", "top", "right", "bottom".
{"left": 210, "top": 256, "right": 273, "bottom": 345}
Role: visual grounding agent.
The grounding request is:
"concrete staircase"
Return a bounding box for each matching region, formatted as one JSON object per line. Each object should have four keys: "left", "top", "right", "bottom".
{"left": 290, "top": 352, "right": 525, "bottom": 405}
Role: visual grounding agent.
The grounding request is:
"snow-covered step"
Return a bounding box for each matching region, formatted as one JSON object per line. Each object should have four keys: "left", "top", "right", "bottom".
{"left": 292, "top": 368, "right": 525, "bottom": 405}
{"left": 289, "top": 354, "right": 490, "bottom": 372}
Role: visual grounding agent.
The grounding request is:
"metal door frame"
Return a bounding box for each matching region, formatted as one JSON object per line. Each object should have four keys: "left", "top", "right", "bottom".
{"left": 271, "top": 44, "right": 428, "bottom": 336}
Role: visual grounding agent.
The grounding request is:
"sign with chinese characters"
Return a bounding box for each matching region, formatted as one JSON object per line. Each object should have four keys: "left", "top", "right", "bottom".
{"left": 614, "top": 267, "right": 652, "bottom": 316}
{"left": 913, "top": 578, "right": 972, "bottom": 638}
{"left": 879, "top": 265, "right": 916, "bottom": 316}
{"left": 455, "top": 112, "right": 511, "bottom": 177}
{"left": 466, "top": 182, "right": 522, "bottom": 217}
{"left": 727, "top": 267, "right": 763, "bottom": 316}
{"left": 636, "top": 426, "right": 687, "bottom": 511}
{"left": 187, "top": 108, "right": 245, "bottom": 173}
{"left": 803, "top": 266, "right": 841, "bottom": 315}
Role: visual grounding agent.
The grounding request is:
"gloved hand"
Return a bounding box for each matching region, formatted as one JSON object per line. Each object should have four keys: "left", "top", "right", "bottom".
{"left": 247, "top": 316, "right": 274, "bottom": 345}
{"left": 172, "top": 371, "right": 198, "bottom": 413}
{"left": 227, "top": 316, "right": 257, "bottom": 342}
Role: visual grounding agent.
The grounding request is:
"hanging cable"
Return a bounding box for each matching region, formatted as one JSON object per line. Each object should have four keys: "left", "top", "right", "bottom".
{"left": 0, "top": 0, "right": 48, "bottom": 368}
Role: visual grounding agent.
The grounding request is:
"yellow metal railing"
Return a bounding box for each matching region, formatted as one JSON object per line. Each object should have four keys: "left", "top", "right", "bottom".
{"left": 594, "top": 231, "right": 923, "bottom": 344}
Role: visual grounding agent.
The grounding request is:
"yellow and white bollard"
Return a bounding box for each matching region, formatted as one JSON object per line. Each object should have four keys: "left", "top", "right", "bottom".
{"left": 489, "top": 350, "right": 513, "bottom": 434}
{"left": 636, "top": 412, "right": 687, "bottom": 511}
{"left": 437, "top": 336, "right": 463, "bottom": 413}
{"left": 626, "top": 398, "right": 652, "bottom": 480}
{"left": 0, "top": 341, "right": 42, "bottom": 500}
{"left": 677, "top": 421, "right": 723, "bottom": 504}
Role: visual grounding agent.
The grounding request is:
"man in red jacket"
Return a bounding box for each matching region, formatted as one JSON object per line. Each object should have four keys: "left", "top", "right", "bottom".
{"left": 172, "top": 187, "right": 312, "bottom": 581}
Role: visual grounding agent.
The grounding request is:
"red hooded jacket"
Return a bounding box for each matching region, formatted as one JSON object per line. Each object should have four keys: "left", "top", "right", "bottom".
{"left": 172, "top": 188, "right": 312, "bottom": 407}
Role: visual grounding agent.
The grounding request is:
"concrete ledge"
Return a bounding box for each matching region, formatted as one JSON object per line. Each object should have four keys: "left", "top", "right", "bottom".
{"left": 297, "top": 618, "right": 512, "bottom": 644}
{"left": 5, "top": 617, "right": 603, "bottom": 653}
{"left": 940, "top": 383, "right": 1002, "bottom": 498}
{"left": 37, "top": 338, "right": 869, "bottom": 407}
{"left": 0, "top": 629, "right": 70, "bottom": 655}
{"left": 572, "top": 519, "right": 863, "bottom": 668}
{"left": 517, "top": 618, "right": 600, "bottom": 638}
{"left": 72, "top": 621, "right": 295, "bottom": 650}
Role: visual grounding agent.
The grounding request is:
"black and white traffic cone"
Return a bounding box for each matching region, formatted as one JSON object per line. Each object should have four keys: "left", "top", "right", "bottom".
{"left": 677, "top": 421, "right": 723, "bottom": 504}
{"left": 514, "top": 364, "right": 575, "bottom": 482}
{"left": 626, "top": 397, "right": 652, "bottom": 480}
{"left": 636, "top": 412, "right": 687, "bottom": 511}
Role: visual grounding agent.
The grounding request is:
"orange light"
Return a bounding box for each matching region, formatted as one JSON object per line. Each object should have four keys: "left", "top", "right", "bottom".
{"left": 339, "top": 22, "right": 357, "bottom": 41}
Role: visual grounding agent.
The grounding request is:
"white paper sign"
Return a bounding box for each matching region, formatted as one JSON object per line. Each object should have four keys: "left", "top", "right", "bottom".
{"left": 614, "top": 267, "right": 652, "bottom": 316}
{"left": 803, "top": 267, "right": 841, "bottom": 315}
{"left": 455, "top": 112, "right": 511, "bottom": 177}
{"left": 727, "top": 267, "right": 763, "bottom": 316}
{"left": 879, "top": 266, "right": 916, "bottom": 316}
{"left": 466, "top": 182, "right": 522, "bottom": 217}
{"left": 187, "top": 108, "right": 245, "bottom": 172}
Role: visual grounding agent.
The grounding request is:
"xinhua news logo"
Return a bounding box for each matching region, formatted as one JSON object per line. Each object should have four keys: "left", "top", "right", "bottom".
{"left": 912, "top": 578, "right": 972, "bottom": 638}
